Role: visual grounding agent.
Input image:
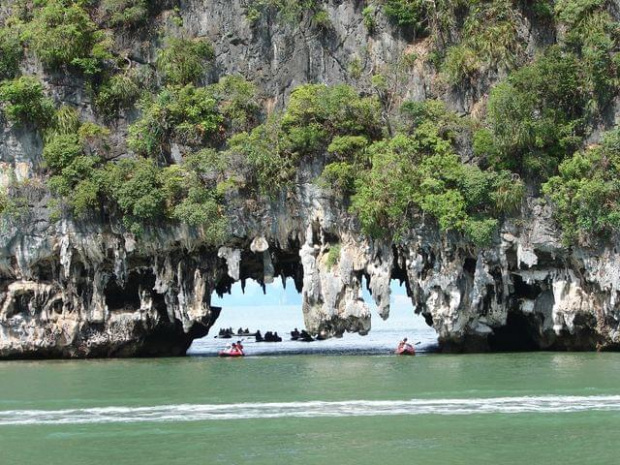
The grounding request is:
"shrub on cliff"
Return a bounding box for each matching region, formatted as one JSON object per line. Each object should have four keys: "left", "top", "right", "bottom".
{"left": 102, "top": 158, "right": 166, "bottom": 234}
{"left": 351, "top": 135, "right": 522, "bottom": 244}
{"left": 128, "top": 84, "right": 223, "bottom": 158}
{"left": 381, "top": 0, "right": 430, "bottom": 35}
{"left": 227, "top": 116, "right": 295, "bottom": 193}
{"left": 128, "top": 77, "right": 258, "bottom": 158}
{"left": 95, "top": 72, "right": 142, "bottom": 118}
{"left": 282, "top": 84, "right": 382, "bottom": 155}
{"left": 161, "top": 151, "right": 228, "bottom": 242}
{"left": 43, "top": 111, "right": 110, "bottom": 217}
{"left": 486, "top": 46, "right": 586, "bottom": 177}
{"left": 555, "top": 0, "right": 619, "bottom": 115}
{"left": 212, "top": 75, "right": 261, "bottom": 133}
{"left": 0, "top": 26, "right": 22, "bottom": 80}
{"left": 441, "top": 0, "right": 523, "bottom": 86}
{"left": 156, "top": 37, "right": 215, "bottom": 86}
{"left": 246, "top": 0, "right": 324, "bottom": 25}
{"left": 543, "top": 128, "right": 620, "bottom": 245}
{"left": 228, "top": 84, "right": 382, "bottom": 194}
{"left": 348, "top": 100, "right": 523, "bottom": 245}
{"left": 0, "top": 76, "right": 54, "bottom": 127}
{"left": 101, "top": 0, "right": 149, "bottom": 28}
{"left": 43, "top": 133, "right": 83, "bottom": 172}
{"left": 21, "top": 0, "right": 111, "bottom": 75}
{"left": 100, "top": 154, "right": 228, "bottom": 238}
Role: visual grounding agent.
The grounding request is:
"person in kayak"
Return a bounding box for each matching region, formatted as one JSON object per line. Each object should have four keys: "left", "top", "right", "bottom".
{"left": 236, "top": 340, "right": 244, "bottom": 352}
{"left": 397, "top": 338, "right": 415, "bottom": 353}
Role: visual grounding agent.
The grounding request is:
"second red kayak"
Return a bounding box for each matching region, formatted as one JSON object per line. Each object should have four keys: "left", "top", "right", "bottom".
{"left": 218, "top": 349, "right": 244, "bottom": 357}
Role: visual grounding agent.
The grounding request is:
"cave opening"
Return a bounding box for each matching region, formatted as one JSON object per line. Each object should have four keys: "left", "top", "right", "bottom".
{"left": 189, "top": 272, "right": 438, "bottom": 355}
{"left": 104, "top": 270, "right": 166, "bottom": 313}
{"left": 487, "top": 312, "right": 541, "bottom": 351}
{"left": 512, "top": 274, "right": 543, "bottom": 300}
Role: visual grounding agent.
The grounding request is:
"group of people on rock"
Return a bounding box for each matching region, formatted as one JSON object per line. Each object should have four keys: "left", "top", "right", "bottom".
{"left": 261, "top": 331, "right": 282, "bottom": 342}
{"left": 217, "top": 327, "right": 253, "bottom": 338}
{"left": 218, "top": 327, "right": 318, "bottom": 343}
{"left": 290, "top": 328, "right": 314, "bottom": 342}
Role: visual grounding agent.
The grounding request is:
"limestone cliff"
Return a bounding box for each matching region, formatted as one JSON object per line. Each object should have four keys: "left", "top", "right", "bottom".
{"left": 1, "top": 0, "right": 620, "bottom": 358}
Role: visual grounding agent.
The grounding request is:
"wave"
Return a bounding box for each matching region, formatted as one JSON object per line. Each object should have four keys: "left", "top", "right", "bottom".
{"left": 2, "top": 395, "right": 620, "bottom": 426}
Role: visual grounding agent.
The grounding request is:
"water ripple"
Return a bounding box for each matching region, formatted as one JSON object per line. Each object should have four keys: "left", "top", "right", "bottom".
{"left": 1, "top": 395, "right": 620, "bottom": 426}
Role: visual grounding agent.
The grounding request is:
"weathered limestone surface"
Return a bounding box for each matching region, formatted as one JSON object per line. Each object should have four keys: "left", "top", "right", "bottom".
{"left": 2, "top": 1, "right": 620, "bottom": 357}
{"left": 3, "top": 163, "right": 620, "bottom": 358}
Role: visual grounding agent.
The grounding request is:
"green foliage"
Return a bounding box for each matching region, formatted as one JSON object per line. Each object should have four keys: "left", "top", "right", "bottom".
{"left": 99, "top": 153, "right": 227, "bottom": 238}
{"left": 399, "top": 99, "right": 471, "bottom": 145}
{"left": 156, "top": 37, "right": 215, "bottom": 86}
{"left": 43, "top": 133, "right": 83, "bottom": 171}
{"left": 554, "top": 0, "right": 605, "bottom": 26}
{"left": 101, "top": 0, "right": 149, "bottom": 28}
{"left": 381, "top": 0, "right": 429, "bottom": 35}
{"left": 442, "top": 0, "right": 523, "bottom": 85}
{"left": 128, "top": 84, "right": 223, "bottom": 157}
{"left": 21, "top": 0, "right": 110, "bottom": 74}
{"left": 211, "top": 75, "right": 260, "bottom": 133}
{"left": 43, "top": 108, "right": 109, "bottom": 218}
{"left": 228, "top": 117, "right": 295, "bottom": 193}
{"left": 44, "top": 114, "right": 228, "bottom": 237}
{"left": 327, "top": 135, "right": 369, "bottom": 160}
{"left": 162, "top": 151, "right": 227, "bottom": 241}
{"left": 362, "top": 5, "right": 376, "bottom": 33}
{"left": 128, "top": 77, "right": 258, "bottom": 158}
{"left": 472, "top": 128, "right": 498, "bottom": 160}
{"left": 371, "top": 73, "right": 388, "bottom": 92}
{"left": 348, "top": 100, "right": 522, "bottom": 245}
{"left": 0, "top": 76, "right": 54, "bottom": 127}
{"left": 486, "top": 47, "right": 586, "bottom": 176}
{"left": 348, "top": 57, "right": 363, "bottom": 80}
{"left": 227, "top": 84, "right": 382, "bottom": 194}
{"left": 326, "top": 243, "right": 341, "bottom": 269}
{"left": 312, "top": 8, "right": 332, "bottom": 30}
{"left": 0, "top": 189, "right": 8, "bottom": 216}
{"left": 246, "top": 0, "right": 322, "bottom": 25}
{"left": 555, "top": 1, "right": 619, "bottom": 114}
{"left": 282, "top": 84, "right": 383, "bottom": 154}
{"left": 320, "top": 161, "right": 357, "bottom": 193}
{"left": 350, "top": 136, "right": 418, "bottom": 238}
{"left": 543, "top": 128, "right": 620, "bottom": 245}
{"left": 442, "top": 44, "right": 480, "bottom": 85}
{"left": 51, "top": 104, "right": 80, "bottom": 135}
{"left": 0, "top": 184, "right": 32, "bottom": 223}
{"left": 0, "top": 26, "right": 22, "bottom": 79}
{"left": 95, "top": 72, "right": 141, "bottom": 118}
{"left": 103, "top": 158, "right": 166, "bottom": 234}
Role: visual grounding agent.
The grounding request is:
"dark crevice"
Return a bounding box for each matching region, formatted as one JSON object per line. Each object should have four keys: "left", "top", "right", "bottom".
{"left": 104, "top": 270, "right": 160, "bottom": 312}
{"left": 463, "top": 257, "right": 477, "bottom": 275}
{"left": 505, "top": 247, "right": 518, "bottom": 269}
{"left": 512, "top": 274, "right": 542, "bottom": 300}
{"left": 488, "top": 312, "right": 541, "bottom": 351}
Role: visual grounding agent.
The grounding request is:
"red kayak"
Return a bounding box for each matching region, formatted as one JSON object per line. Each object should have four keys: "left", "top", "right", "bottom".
{"left": 395, "top": 344, "right": 415, "bottom": 355}
{"left": 218, "top": 348, "right": 244, "bottom": 357}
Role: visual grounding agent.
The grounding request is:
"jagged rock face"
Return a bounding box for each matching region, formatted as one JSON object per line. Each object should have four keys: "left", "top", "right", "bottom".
{"left": 3, "top": 164, "right": 620, "bottom": 358}
{"left": 2, "top": 1, "right": 620, "bottom": 358}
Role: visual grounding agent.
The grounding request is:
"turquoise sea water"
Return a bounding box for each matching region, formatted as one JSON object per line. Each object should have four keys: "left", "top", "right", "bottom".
{"left": 2, "top": 352, "right": 620, "bottom": 464}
